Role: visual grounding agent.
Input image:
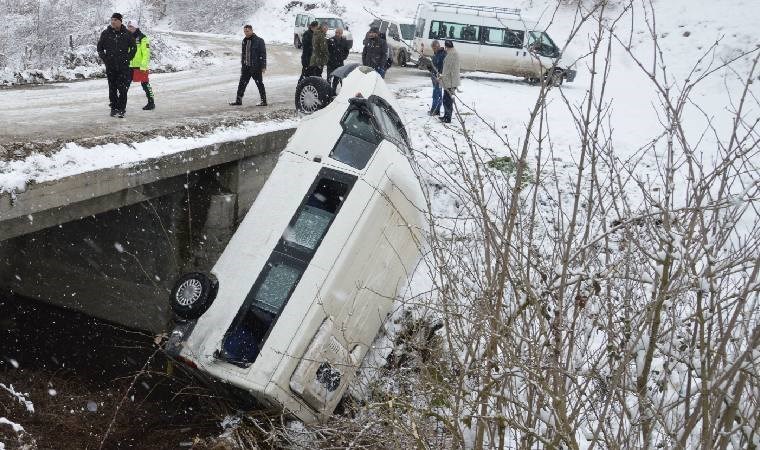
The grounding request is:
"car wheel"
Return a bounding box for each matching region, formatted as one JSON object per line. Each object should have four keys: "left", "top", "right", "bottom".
{"left": 294, "top": 34, "right": 302, "bottom": 49}
{"left": 170, "top": 272, "right": 218, "bottom": 320}
{"left": 546, "top": 69, "right": 564, "bottom": 87}
{"left": 295, "top": 76, "right": 334, "bottom": 115}
{"left": 398, "top": 51, "right": 407, "bottom": 67}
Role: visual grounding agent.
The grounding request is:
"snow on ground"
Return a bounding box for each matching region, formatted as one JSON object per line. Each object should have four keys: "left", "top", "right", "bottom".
{"left": 0, "top": 118, "right": 297, "bottom": 194}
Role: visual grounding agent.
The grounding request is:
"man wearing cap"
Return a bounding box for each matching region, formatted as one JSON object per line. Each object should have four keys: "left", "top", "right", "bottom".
{"left": 362, "top": 26, "right": 388, "bottom": 78}
{"left": 438, "top": 39, "right": 460, "bottom": 124}
{"left": 126, "top": 20, "right": 155, "bottom": 111}
{"left": 97, "top": 13, "right": 136, "bottom": 118}
{"left": 229, "top": 25, "right": 267, "bottom": 107}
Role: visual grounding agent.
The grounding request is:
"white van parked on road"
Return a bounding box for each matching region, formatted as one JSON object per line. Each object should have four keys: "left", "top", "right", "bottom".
{"left": 370, "top": 16, "right": 417, "bottom": 67}
{"left": 294, "top": 12, "right": 354, "bottom": 49}
{"left": 413, "top": 2, "right": 576, "bottom": 85}
{"left": 166, "top": 66, "right": 425, "bottom": 423}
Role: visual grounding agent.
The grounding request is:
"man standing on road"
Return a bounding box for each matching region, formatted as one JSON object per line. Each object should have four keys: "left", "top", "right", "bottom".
{"left": 230, "top": 25, "right": 267, "bottom": 107}
{"left": 428, "top": 40, "right": 446, "bottom": 117}
{"left": 362, "top": 26, "right": 388, "bottom": 78}
{"left": 126, "top": 20, "right": 155, "bottom": 111}
{"left": 300, "top": 21, "right": 318, "bottom": 81}
{"left": 309, "top": 23, "right": 329, "bottom": 78}
{"left": 97, "top": 13, "right": 136, "bottom": 118}
{"left": 327, "top": 27, "right": 350, "bottom": 90}
{"left": 439, "top": 40, "right": 460, "bottom": 124}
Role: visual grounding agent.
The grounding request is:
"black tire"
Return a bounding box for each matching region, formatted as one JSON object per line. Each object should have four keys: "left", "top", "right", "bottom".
{"left": 295, "top": 76, "right": 334, "bottom": 115}
{"left": 170, "top": 272, "right": 218, "bottom": 320}
{"left": 545, "top": 69, "right": 564, "bottom": 87}
{"left": 294, "top": 34, "right": 302, "bottom": 49}
{"left": 398, "top": 50, "right": 407, "bottom": 67}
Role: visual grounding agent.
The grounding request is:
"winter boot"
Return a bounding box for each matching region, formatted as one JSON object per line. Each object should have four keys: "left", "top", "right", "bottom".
{"left": 143, "top": 99, "right": 155, "bottom": 110}
{"left": 256, "top": 99, "right": 268, "bottom": 107}
{"left": 229, "top": 98, "right": 243, "bottom": 106}
{"left": 118, "top": 110, "right": 126, "bottom": 119}
{"left": 110, "top": 109, "right": 118, "bottom": 117}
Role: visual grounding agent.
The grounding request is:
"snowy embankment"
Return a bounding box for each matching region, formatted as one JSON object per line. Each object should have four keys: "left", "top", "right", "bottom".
{"left": 0, "top": 118, "right": 297, "bottom": 195}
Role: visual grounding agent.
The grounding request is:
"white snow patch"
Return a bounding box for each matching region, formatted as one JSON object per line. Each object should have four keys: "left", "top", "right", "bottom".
{"left": 0, "top": 417, "right": 24, "bottom": 433}
{"left": 0, "top": 384, "right": 34, "bottom": 414}
{"left": 0, "top": 118, "right": 298, "bottom": 194}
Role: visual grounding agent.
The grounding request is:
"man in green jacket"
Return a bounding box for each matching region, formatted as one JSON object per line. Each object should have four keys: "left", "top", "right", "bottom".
{"left": 127, "top": 20, "right": 155, "bottom": 110}
{"left": 309, "top": 24, "right": 329, "bottom": 78}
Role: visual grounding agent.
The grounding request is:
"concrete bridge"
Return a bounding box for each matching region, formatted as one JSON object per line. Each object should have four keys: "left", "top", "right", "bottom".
{"left": 0, "top": 128, "right": 294, "bottom": 332}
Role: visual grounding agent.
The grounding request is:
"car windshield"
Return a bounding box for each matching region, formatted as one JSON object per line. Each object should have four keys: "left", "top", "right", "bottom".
{"left": 317, "top": 18, "right": 344, "bottom": 29}
{"left": 399, "top": 24, "right": 415, "bottom": 40}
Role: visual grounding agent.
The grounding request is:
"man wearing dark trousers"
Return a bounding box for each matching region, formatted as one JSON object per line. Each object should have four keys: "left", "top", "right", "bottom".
{"left": 327, "top": 27, "right": 350, "bottom": 90}
{"left": 299, "top": 21, "right": 318, "bottom": 81}
{"left": 230, "top": 25, "right": 267, "bottom": 106}
{"left": 97, "top": 13, "right": 136, "bottom": 118}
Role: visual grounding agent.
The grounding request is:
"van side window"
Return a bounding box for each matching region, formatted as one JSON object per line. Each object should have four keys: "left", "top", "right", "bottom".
{"left": 220, "top": 170, "right": 355, "bottom": 367}
{"left": 429, "top": 20, "right": 480, "bottom": 42}
{"left": 283, "top": 178, "right": 349, "bottom": 252}
{"left": 330, "top": 108, "right": 382, "bottom": 170}
{"left": 388, "top": 23, "right": 400, "bottom": 40}
{"left": 528, "top": 31, "right": 559, "bottom": 58}
{"left": 368, "top": 96, "right": 409, "bottom": 148}
{"left": 482, "top": 27, "right": 524, "bottom": 49}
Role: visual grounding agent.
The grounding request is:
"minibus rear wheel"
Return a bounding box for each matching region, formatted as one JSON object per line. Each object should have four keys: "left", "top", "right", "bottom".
{"left": 170, "top": 272, "right": 219, "bottom": 320}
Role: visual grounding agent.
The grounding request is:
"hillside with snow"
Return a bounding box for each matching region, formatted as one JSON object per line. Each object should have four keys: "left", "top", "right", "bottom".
{"left": 2, "top": 0, "right": 759, "bottom": 448}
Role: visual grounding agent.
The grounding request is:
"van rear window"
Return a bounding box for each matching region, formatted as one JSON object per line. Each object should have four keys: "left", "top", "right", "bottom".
{"left": 429, "top": 20, "right": 479, "bottom": 42}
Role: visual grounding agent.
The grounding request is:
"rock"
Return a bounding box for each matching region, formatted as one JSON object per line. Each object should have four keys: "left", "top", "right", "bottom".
{"left": 682, "top": 31, "right": 691, "bottom": 37}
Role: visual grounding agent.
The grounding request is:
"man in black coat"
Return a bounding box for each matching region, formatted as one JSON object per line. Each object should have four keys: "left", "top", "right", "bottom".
{"left": 362, "top": 27, "right": 389, "bottom": 78}
{"left": 230, "top": 25, "right": 267, "bottom": 106}
{"left": 300, "top": 21, "right": 318, "bottom": 81}
{"left": 97, "top": 12, "right": 136, "bottom": 118}
{"left": 326, "top": 27, "right": 350, "bottom": 90}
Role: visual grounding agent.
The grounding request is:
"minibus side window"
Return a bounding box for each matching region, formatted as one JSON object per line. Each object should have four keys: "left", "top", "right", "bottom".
{"left": 481, "top": 27, "right": 524, "bottom": 49}
{"left": 429, "top": 20, "right": 479, "bottom": 42}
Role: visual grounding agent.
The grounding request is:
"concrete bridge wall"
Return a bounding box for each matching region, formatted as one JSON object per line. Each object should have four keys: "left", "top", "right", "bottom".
{"left": 0, "top": 128, "right": 295, "bottom": 332}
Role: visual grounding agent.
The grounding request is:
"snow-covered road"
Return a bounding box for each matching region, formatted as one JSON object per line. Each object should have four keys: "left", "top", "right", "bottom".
{"left": 0, "top": 31, "right": 429, "bottom": 149}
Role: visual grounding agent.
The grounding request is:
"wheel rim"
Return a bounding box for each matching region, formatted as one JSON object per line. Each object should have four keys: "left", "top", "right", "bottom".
{"left": 299, "top": 84, "right": 321, "bottom": 113}
{"left": 176, "top": 279, "right": 203, "bottom": 306}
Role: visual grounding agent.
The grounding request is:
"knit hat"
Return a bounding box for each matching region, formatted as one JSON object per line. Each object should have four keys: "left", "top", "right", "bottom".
{"left": 111, "top": 13, "right": 123, "bottom": 21}
{"left": 369, "top": 26, "right": 380, "bottom": 34}
{"left": 127, "top": 19, "right": 139, "bottom": 29}
{"left": 444, "top": 39, "right": 454, "bottom": 48}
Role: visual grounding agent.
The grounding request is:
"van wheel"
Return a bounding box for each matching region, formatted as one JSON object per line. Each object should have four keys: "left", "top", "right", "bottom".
{"left": 295, "top": 76, "right": 334, "bottom": 115}
{"left": 294, "top": 34, "right": 302, "bottom": 49}
{"left": 546, "top": 69, "right": 564, "bottom": 87}
{"left": 170, "top": 272, "right": 218, "bottom": 320}
{"left": 398, "top": 51, "right": 407, "bottom": 67}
